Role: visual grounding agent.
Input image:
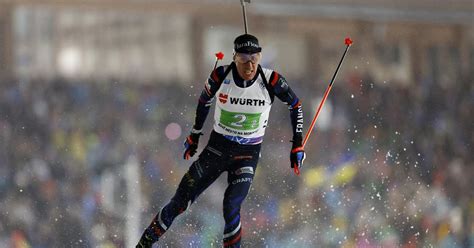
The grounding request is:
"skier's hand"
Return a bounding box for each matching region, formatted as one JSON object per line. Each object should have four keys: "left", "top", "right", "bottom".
{"left": 290, "top": 137, "right": 306, "bottom": 175}
{"left": 183, "top": 130, "right": 202, "bottom": 160}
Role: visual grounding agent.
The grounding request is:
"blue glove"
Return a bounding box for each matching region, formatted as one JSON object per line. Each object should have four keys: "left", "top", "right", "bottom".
{"left": 183, "top": 130, "right": 202, "bottom": 160}
{"left": 290, "top": 137, "right": 306, "bottom": 174}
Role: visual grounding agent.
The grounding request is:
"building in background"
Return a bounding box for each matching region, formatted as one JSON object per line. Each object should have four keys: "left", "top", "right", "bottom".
{"left": 0, "top": 0, "right": 472, "bottom": 84}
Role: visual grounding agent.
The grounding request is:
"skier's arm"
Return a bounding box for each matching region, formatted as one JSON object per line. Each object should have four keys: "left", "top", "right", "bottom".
{"left": 192, "top": 66, "right": 226, "bottom": 131}
{"left": 269, "top": 71, "right": 306, "bottom": 171}
{"left": 184, "top": 66, "right": 226, "bottom": 160}
{"left": 269, "top": 72, "right": 303, "bottom": 144}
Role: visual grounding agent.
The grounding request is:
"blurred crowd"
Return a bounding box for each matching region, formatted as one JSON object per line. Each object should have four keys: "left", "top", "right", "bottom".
{"left": 0, "top": 68, "right": 472, "bottom": 247}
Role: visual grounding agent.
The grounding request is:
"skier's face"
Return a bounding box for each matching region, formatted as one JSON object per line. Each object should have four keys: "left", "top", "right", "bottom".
{"left": 234, "top": 52, "right": 261, "bottom": 80}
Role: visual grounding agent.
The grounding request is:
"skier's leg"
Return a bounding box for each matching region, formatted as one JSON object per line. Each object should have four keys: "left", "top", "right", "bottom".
{"left": 138, "top": 146, "right": 225, "bottom": 246}
{"left": 222, "top": 152, "right": 259, "bottom": 248}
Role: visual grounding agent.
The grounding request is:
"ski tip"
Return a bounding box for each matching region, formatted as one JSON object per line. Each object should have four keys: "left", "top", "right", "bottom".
{"left": 215, "top": 52, "right": 224, "bottom": 60}
{"left": 345, "top": 37, "right": 353, "bottom": 46}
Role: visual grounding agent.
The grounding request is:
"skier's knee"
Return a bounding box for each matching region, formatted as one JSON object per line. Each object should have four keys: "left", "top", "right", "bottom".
{"left": 178, "top": 162, "right": 202, "bottom": 192}
{"left": 223, "top": 195, "right": 245, "bottom": 223}
{"left": 168, "top": 198, "right": 192, "bottom": 216}
{"left": 174, "top": 168, "right": 200, "bottom": 201}
{"left": 223, "top": 205, "right": 241, "bottom": 224}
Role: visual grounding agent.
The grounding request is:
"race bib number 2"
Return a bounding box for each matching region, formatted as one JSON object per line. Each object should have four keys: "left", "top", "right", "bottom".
{"left": 220, "top": 109, "right": 261, "bottom": 131}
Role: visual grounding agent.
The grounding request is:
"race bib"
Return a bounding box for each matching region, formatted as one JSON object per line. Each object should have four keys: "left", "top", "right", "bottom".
{"left": 220, "top": 109, "right": 261, "bottom": 131}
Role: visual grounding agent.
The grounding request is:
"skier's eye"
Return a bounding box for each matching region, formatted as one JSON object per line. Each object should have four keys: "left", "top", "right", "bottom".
{"left": 235, "top": 53, "right": 261, "bottom": 64}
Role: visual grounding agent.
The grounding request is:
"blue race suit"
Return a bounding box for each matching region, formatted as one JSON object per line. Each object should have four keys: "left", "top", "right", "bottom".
{"left": 138, "top": 63, "right": 303, "bottom": 248}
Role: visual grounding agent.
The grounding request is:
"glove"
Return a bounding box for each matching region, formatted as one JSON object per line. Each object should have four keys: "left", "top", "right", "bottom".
{"left": 183, "top": 129, "right": 202, "bottom": 160}
{"left": 290, "top": 137, "right": 306, "bottom": 174}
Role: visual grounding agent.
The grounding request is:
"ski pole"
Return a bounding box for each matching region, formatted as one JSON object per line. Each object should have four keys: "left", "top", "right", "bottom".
{"left": 240, "top": 0, "right": 251, "bottom": 34}
{"left": 213, "top": 52, "right": 224, "bottom": 71}
{"left": 293, "top": 37, "right": 353, "bottom": 176}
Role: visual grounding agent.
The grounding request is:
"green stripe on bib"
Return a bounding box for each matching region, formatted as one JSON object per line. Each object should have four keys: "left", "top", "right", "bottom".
{"left": 220, "top": 109, "right": 261, "bottom": 131}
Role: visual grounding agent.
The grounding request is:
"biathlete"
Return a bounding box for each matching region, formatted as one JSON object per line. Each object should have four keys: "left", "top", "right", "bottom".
{"left": 137, "top": 33, "right": 306, "bottom": 248}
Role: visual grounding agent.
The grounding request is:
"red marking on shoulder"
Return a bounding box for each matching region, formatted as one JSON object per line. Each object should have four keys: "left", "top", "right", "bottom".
{"left": 270, "top": 71, "right": 279, "bottom": 86}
